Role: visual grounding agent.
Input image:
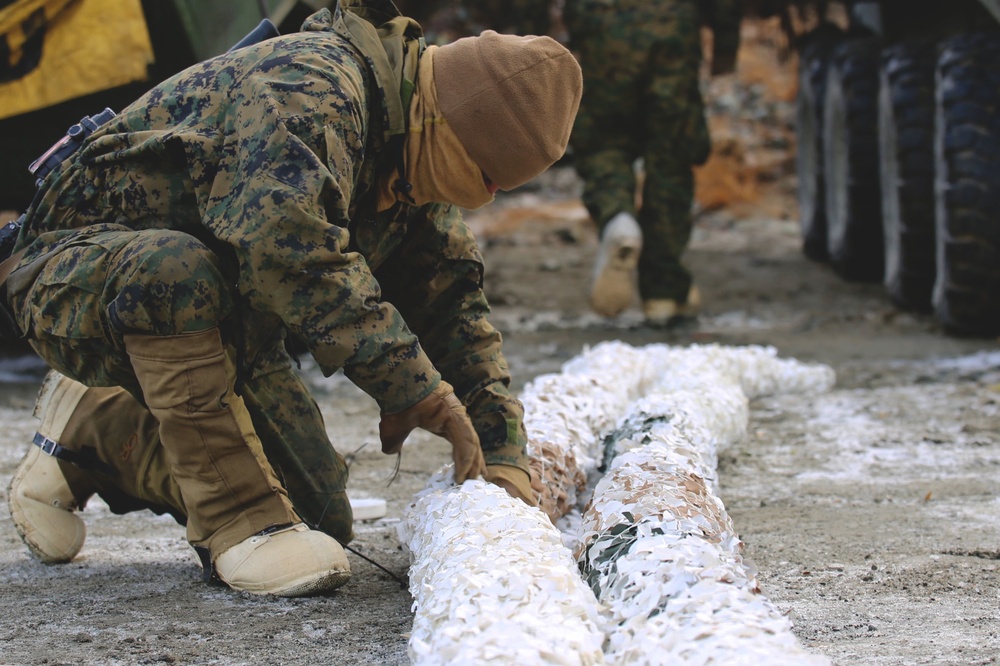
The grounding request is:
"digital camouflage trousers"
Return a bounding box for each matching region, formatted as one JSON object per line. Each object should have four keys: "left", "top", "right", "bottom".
{"left": 565, "top": 0, "right": 709, "bottom": 302}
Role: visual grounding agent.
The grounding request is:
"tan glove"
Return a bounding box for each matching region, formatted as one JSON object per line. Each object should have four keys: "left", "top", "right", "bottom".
{"left": 484, "top": 464, "right": 538, "bottom": 508}
{"left": 379, "top": 381, "right": 487, "bottom": 484}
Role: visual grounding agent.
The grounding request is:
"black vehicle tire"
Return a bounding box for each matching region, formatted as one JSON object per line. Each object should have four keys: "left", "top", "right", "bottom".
{"left": 933, "top": 32, "right": 1000, "bottom": 336}
{"left": 796, "top": 23, "right": 845, "bottom": 262}
{"left": 823, "top": 37, "right": 885, "bottom": 282}
{"left": 879, "top": 41, "right": 937, "bottom": 311}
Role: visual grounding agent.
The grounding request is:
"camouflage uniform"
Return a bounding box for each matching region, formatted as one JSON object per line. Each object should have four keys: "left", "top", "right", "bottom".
{"left": 564, "top": 0, "right": 740, "bottom": 303}
{"left": 5, "top": 3, "right": 528, "bottom": 542}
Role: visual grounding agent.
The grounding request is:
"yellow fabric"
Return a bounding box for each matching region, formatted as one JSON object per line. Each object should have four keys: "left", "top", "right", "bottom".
{"left": 376, "top": 46, "right": 493, "bottom": 212}
{"left": 0, "top": 0, "right": 153, "bottom": 119}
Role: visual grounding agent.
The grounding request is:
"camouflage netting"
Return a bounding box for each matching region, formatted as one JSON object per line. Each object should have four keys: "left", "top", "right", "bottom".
{"left": 399, "top": 342, "right": 836, "bottom": 665}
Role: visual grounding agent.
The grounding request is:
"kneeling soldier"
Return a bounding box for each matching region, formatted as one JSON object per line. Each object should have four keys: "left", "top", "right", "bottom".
{"left": 1, "top": 1, "right": 581, "bottom": 596}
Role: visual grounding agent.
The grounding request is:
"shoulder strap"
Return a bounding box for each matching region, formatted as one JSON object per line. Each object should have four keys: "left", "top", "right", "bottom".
{"left": 337, "top": 3, "right": 424, "bottom": 140}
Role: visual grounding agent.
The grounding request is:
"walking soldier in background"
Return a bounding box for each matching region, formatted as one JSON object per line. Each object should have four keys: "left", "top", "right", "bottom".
{"left": 0, "top": 0, "right": 581, "bottom": 596}
{"left": 564, "top": 0, "right": 740, "bottom": 324}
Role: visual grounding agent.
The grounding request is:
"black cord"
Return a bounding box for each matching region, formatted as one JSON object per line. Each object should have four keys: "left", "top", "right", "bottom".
{"left": 343, "top": 441, "right": 369, "bottom": 468}
{"left": 386, "top": 451, "right": 402, "bottom": 486}
{"left": 311, "top": 492, "right": 407, "bottom": 590}
{"left": 340, "top": 541, "right": 408, "bottom": 590}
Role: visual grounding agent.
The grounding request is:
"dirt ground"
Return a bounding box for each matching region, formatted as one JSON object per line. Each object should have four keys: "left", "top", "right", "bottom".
{"left": 2, "top": 18, "right": 999, "bottom": 666}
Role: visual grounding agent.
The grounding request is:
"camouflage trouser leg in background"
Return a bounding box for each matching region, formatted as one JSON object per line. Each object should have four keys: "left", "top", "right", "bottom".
{"left": 7, "top": 226, "right": 353, "bottom": 543}
{"left": 638, "top": 147, "right": 696, "bottom": 302}
{"left": 566, "top": 0, "right": 709, "bottom": 302}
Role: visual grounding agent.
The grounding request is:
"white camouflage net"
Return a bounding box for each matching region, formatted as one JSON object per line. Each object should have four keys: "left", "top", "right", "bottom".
{"left": 578, "top": 344, "right": 833, "bottom": 665}
{"left": 399, "top": 342, "right": 835, "bottom": 665}
{"left": 400, "top": 472, "right": 607, "bottom": 666}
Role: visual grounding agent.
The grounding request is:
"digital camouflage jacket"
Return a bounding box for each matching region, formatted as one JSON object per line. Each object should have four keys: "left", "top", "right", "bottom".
{"left": 14, "top": 3, "right": 529, "bottom": 469}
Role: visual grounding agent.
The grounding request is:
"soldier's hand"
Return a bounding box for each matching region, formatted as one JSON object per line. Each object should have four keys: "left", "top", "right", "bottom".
{"left": 379, "top": 381, "right": 487, "bottom": 484}
{"left": 484, "top": 465, "right": 538, "bottom": 508}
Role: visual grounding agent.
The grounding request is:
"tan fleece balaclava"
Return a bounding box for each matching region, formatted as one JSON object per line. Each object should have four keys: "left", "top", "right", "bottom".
{"left": 383, "top": 45, "right": 496, "bottom": 211}
{"left": 433, "top": 30, "right": 582, "bottom": 191}
{"left": 377, "top": 31, "right": 583, "bottom": 211}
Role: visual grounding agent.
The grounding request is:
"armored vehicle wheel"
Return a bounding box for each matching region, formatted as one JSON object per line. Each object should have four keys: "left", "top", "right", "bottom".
{"left": 823, "top": 37, "right": 884, "bottom": 282}
{"left": 879, "top": 41, "right": 937, "bottom": 311}
{"left": 795, "top": 23, "right": 844, "bottom": 262}
{"left": 933, "top": 32, "right": 1000, "bottom": 336}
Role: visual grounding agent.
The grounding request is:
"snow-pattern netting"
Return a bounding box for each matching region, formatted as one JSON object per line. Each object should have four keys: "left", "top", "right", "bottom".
{"left": 400, "top": 474, "right": 606, "bottom": 666}
{"left": 399, "top": 342, "right": 835, "bottom": 664}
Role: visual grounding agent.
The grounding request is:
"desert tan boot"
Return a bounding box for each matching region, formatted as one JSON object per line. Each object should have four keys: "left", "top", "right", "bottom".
{"left": 215, "top": 523, "right": 351, "bottom": 597}
{"left": 8, "top": 371, "right": 90, "bottom": 564}
{"left": 9, "top": 446, "right": 86, "bottom": 564}
{"left": 590, "top": 212, "right": 643, "bottom": 317}
{"left": 643, "top": 285, "right": 702, "bottom": 327}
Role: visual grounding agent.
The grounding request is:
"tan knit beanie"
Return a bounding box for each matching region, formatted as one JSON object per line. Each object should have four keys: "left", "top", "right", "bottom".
{"left": 432, "top": 30, "right": 583, "bottom": 191}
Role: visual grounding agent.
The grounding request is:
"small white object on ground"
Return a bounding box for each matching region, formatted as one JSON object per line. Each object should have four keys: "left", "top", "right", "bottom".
{"left": 349, "top": 497, "right": 387, "bottom": 521}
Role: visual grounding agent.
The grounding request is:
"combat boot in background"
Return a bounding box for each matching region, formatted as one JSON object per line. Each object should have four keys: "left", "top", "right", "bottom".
{"left": 124, "top": 327, "right": 351, "bottom": 597}
{"left": 9, "top": 372, "right": 93, "bottom": 563}
{"left": 643, "top": 285, "right": 702, "bottom": 327}
{"left": 590, "top": 211, "right": 643, "bottom": 317}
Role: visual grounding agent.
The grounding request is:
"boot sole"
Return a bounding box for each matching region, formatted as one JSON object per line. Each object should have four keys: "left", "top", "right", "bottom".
{"left": 591, "top": 241, "right": 641, "bottom": 317}
{"left": 230, "top": 568, "right": 352, "bottom": 597}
